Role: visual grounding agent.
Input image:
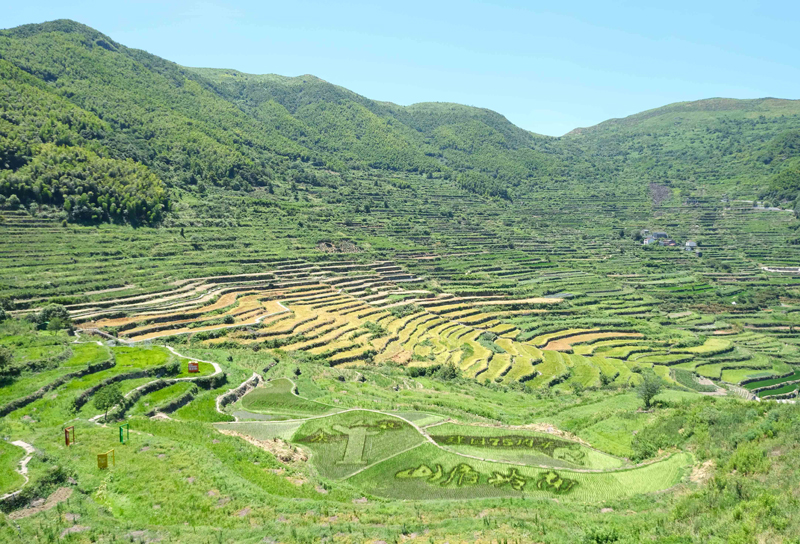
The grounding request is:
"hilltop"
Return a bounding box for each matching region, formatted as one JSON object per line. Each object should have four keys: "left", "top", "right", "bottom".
{"left": 1, "top": 20, "right": 799, "bottom": 228}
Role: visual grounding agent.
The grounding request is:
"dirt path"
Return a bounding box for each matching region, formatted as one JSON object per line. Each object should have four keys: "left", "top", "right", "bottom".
{"left": 697, "top": 376, "right": 728, "bottom": 396}
{"left": 215, "top": 373, "right": 261, "bottom": 419}
{"left": 89, "top": 345, "right": 224, "bottom": 423}
{"left": 164, "top": 346, "right": 222, "bottom": 374}
{"left": 0, "top": 441, "right": 36, "bottom": 501}
{"left": 8, "top": 487, "right": 73, "bottom": 519}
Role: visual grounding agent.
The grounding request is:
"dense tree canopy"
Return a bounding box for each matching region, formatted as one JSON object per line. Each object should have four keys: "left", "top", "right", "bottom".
{"left": 1, "top": 20, "right": 800, "bottom": 226}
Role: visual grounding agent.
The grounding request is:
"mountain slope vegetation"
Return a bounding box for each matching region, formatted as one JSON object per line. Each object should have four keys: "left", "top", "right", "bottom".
{"left": 3, "top": 19, "right": 798, "bottom": 227}
{"left": 2, "top": 19, "right": 800, "bottom": 544}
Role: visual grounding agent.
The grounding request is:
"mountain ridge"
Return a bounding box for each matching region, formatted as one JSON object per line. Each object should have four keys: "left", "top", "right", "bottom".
{"left": 1, "top": 19, "right": 799, "bottom": 225}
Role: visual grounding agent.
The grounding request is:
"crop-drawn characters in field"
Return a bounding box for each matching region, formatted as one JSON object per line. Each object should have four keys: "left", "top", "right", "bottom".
{"left": 299, "top": 429, "right": 341, "bottom": 444}
{"left": 394, "top": 463, "right": 578, "bottom": 495}
{"left": 487, "top": 468, "right": 528, "bottom": 491}
{"left": 395, "top": 464, "right": 444, "bottom": 482}
{"left": 297, "top": 418, "right": 407, "bottom": 465}
{"left": 395, "top": 463, "right": 480, "bottom": 486}
{"left": 554, "top": 448, "right": 585, "bottom": 465}
{"left": 374, "top": 419, "right": 403, "bottom": 431}
{"left": 432, "top": 434, "right": 586, "bottom": 465}
{"left": 440, "top": 464, "right": 480, "bottom": 487}
{"left": 535, "top": 471, "right": 578, "bottom": 494}
{"left": 331, "top": 423, "right": 381, "bottom": 465}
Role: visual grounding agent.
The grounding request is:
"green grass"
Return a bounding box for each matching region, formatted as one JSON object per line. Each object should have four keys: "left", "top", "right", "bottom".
{"left": 11, "top": 344, "right": 65, "bottom": 363}
{"left": 65, "top": 342, "right": 111, "bottom": 367}
{"left": 215, "top": 420, "right": 306, "bottom": 441}
{"left": 759, "top": 383, "right": 799, "bottom": 398}
{"left": 112, "top": 346, "right": 170, "bottom": 370}
{"left": 348, "top": 443, "right": 691, "bottom": 501}
{"left": 673, "top": 368, "right": 718, "bottom": 392}
{"left": 239, "top": 378, "right": 334, "bottom": 416}
{"left": 127, "top": 381, "right": 196, "bottom": 416}
{"left": 428, "top": 422, "right": 624, "bottom": 469}
{"left": 743, "top": 370, "right": 800, "bottom": 391}
{"left": 292, "top": 410, "right": 426, "bottom": 479}
{"left": 0, "top": 442, "right": 26, "bottom": 495}
{"left": 388, "top": 411, "right": 448, "bottom": 427}
{"left": 574, "top": 415, "right": 648, "bottom": 458}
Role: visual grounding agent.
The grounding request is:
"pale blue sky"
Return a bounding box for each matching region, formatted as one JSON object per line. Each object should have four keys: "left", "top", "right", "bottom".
{"left": 5, "top": 1, "right": 800, "bottom": 135}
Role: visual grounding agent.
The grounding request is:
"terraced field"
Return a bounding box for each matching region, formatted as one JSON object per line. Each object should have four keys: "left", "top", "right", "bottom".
{"left": 54, "top": 258, "right": 797, "bottom": 399}
{"left": 1, "top": 18, "right": 800, "bottom": 540}
{"left": 217, "top": 379, "right": 692, "bottom": 501}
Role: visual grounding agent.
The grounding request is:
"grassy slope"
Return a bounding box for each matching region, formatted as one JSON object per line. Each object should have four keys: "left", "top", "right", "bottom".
{"left": 0, "top": 442, "right": 26, "bottom": 495}
{"left": 0, "top": 324, "right": 798, "bottom": 542}
{"left": 1, "top": 18, "right": 800, "bottom": 544}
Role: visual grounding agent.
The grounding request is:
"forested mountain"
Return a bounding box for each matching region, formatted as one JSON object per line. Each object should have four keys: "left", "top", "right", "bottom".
{"left": 566, "top": 98, "right": 800, "bottom": 200}
{"left": 1, "top": 19, "right": 800, "bottom": 226}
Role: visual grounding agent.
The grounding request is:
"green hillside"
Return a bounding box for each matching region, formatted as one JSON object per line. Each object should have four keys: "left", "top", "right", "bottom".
{"left": 566, "top": 98, "right": 800, "bottom": 200}
{"left": 2, "top": 20, "right": 800, "bottom": 228}
{"left": 2, "top": 19, "right": 800, "bottom": 544}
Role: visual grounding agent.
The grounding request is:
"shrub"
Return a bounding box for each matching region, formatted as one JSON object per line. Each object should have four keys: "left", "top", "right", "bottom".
{"left": 93, "top": 383, "right": 124, "bottom": 422}
{"left": 0, "top": 346, "right": 12, "bottom": 372}
{"left": 390, "top": 304, "right": 422, "bottom": 319}
{"left": 637, "top": 372, "right": 663, "bottom": 409}
{"left": 362, "top": 321, "right": 387, "bottom": 339}
{"left": 46, "top": 317, "right": 70, "bottom": 331}
{"left": 728, "top": 443, "right": 769, "bottom": 475}
{"left": 28, "top": 303, "right": 72, "bottom": 326}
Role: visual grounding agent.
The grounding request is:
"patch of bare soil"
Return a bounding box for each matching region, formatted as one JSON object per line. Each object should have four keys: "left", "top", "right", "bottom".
{"left": 286, "top": 476, "right": 306, "bottom": 486}
{"left": 317, "top": 241, "right": 360, "bottom": 254}
{"left": 650, "top": 182, "right": 672, "bottom": 206}
{"left": 236, "top": 507, "right": 251, "bottom": 517}
{"left": 690, "top": 460, "right": 715, "bottom": 484}
{"left": 60, "top": 526, "right": 89, "bottom": 538}
{"left": 125, "top": 530, "right": 162, "bottom": 543}
{"left": 391, "top": 350, "right": 412, "bottom": 364}
{"left": 217, "top": 429, "right": 308, "bottom": 463}
{"left": 697, "top": 377, "right": 727, "bottom": 396}
{"left": 9, "top": 487, "right": 73, "bottom": 520}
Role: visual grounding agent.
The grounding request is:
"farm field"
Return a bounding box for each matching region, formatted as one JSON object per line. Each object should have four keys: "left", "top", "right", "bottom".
{"left": 1, "top": 17, "right": 800, "bottom": 543}
{"left": 2, "top": 217, "right": 800, "bottom": 544}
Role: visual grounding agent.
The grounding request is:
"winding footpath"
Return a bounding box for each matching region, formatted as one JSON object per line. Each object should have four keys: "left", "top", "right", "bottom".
{"left": 0, "top": 441, "right": 35, "bottom": 501}
{"left": 215, "top": 373, "right": 261, "bottom": 418}
{"left": 89, "top": 345, "right": 224, "bottom": 423}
